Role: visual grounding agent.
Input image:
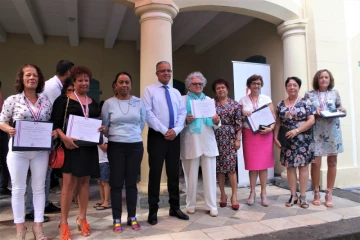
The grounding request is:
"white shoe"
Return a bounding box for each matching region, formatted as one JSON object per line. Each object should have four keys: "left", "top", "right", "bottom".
{"left": 186, "top": 208, "right": 195, "bottom": 214}
{"left": 209, "top": 210, "right": 218, "bottom": 217}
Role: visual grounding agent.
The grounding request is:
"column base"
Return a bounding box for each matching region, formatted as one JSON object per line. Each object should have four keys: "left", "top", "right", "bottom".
{"left": 273, "top": 176, "right": 313, "bottom": 192}
{"left": 136, "top": 192, "right": 187, "bottom": 209}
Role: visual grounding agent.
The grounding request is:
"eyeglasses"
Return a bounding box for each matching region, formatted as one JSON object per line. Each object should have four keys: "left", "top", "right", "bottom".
{"left": 191, "top": 83, "right": 203, "bottom": 87}
{"left": 251, "top": 82, "right": 262, "bottom": 86}
{"left": 157, "top": 69, "right": 173, "bottom": 73}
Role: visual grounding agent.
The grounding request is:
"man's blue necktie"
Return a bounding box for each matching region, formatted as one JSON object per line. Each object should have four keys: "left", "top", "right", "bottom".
{"left": 162, "top": 85, "right": 174, "bottom": 129}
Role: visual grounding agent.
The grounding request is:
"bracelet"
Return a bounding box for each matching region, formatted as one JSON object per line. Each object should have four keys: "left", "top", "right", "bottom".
{"left": 236, "top": 138, "right": 241, "bottom": 141}
{"left": 295, "top": 128, "right": 299, "bottom": 134}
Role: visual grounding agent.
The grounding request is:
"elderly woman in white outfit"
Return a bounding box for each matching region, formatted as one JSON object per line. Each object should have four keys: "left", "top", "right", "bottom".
{"left": 180, "top": 71, "right": 221, "bottom": 217}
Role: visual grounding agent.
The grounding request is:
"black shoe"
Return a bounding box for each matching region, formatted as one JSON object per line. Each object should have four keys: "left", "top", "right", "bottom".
{"left": 0, "top": 188, "right": 11, "bottom": 196}
{"left": 25, "top": 212, "right": 50, "bottom": 222}
{"left": 169, "top": 208, "right": 189, "bottom": 220}
{"left": 44, "top": 202, "right": 61, "bottom": 213}
{"left": 147, "top": 212, "right": 158, "bottom": 225}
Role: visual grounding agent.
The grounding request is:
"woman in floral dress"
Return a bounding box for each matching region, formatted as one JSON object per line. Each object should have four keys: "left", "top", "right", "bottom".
{"left": 274, "top": 77, "right": 315, "bottom": 209}
{"left": 212, "top": 78, "right": 242, "bottom": 210}
{"left": 305, "top": 69, "right": 345, "bottom": 208}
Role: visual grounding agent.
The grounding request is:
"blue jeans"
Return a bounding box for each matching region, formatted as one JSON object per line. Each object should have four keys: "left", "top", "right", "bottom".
{"left": 26, "top": 166, "right": 52, "bottom": 214}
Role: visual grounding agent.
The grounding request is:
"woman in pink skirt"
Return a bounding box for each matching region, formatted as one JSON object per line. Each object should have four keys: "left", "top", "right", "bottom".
{"left": 239, "top": 74, "right": 276, "bottom": 207}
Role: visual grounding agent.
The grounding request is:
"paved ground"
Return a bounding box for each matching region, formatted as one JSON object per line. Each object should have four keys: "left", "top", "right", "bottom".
{"left": 1, "top": 178, "right": 360, "bottom": 240}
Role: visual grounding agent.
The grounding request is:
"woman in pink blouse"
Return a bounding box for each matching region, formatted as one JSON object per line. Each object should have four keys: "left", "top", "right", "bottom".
{"left": 0, "top": 64, "right": 57, "bottom": 240}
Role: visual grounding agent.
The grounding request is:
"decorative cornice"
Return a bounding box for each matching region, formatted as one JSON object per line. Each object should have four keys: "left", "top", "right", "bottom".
{"left": 135, "top": 1, "right": 179, "bottom": 24}
{"left": 277, "top": 19, "right": 307, "bottom": 40}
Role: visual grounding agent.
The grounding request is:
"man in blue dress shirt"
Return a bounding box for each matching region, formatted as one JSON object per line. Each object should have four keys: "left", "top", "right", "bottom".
{"left": 142, "top": 61, "right": 189, "bottom": 225}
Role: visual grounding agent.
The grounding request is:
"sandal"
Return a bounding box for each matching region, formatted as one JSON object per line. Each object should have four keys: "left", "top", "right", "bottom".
{"left": 285, "top": 194, "right": 298, "bottom": 207}
{"left": 219, "top": 195, "right": 227, "bottom": 208}
{"left": 260, "top": 193, "right": 269, "bottom": 207}
{"left": 93, "top": 202, "right": 102, "bottom": 208}
{"left": 15, "top": 226, "right": 27, "bottom": 240}
{"left": 32, "top": 225, "right": 48, "bottom": 240}
{"left": 127, "top": 217, "right": 141, "bottom": 230}
{"left": 312, "top": 187, "right": 321, "bottom": 206}
{"left": 247, "top": 192, "right": 256, "bottom": 205}
{"left": 325, "top": 188, "right": 334, "bottom": 208}
{"left": 58, "top": 223, "right": 71, "bottom": 240}
{"left": 113, "top": 219, "right": 122, "bottom": 233}
{"left": 299, "top": 195, "right": 309, "bottom": 209}
{"left": 76, "top": 217, "right": 91, "bottom": 237}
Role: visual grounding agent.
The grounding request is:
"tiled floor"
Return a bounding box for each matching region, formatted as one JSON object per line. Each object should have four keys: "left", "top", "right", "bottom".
{"left": 1, "top": 179, "right": 360, "bottom": 240}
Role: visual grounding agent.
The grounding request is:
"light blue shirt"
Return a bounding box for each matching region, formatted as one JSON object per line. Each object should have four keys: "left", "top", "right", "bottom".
{"left": 101, "top": 96, "right": 146, "bottom": 143}
{"left": 142, "top": 81, "right": 186, "bottom": 135}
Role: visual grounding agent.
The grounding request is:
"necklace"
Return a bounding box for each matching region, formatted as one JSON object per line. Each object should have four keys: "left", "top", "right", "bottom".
{"left": 118, "top": 99, "right": 130, "bottom": 115}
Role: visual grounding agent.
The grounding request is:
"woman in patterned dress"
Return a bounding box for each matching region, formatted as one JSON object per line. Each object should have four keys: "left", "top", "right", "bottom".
{"left": 305, "top": 69, "right": 345, "bottom": 207}
{"left": 274, "top": 77, "right": 315, "bottom": 209}
{"left": 212, "top": 78, "right": 242, "bottom": 210}
{"left": 239, "top": 75, "right": 276, "bottom": 207}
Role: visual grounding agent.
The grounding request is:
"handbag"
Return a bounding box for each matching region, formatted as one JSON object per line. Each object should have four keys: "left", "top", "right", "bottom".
{"left": 49, "top": 97, "right": 69, "bottom": 169}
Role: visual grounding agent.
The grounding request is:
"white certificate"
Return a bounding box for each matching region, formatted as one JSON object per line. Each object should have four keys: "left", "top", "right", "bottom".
{"left": 320, "top": 110, "right": 346, "bottom": 118}
{"left": 66, "top": 114, "right": 102, "bottom": 143}
{"left": 190, "top": 98, "right": 216, "bottom": 118}
{"left": 13, "top": 121, "right": 53, "bottom": 150}
{"left": 246, "top": 105, "right": 275, "bottom": 133}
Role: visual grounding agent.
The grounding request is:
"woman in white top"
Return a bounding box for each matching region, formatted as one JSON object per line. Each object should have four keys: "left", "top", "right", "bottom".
{"left": 0, "top": 64, "right": 57, "bottom": 240}
{"left": 239, "top": 74, "right": 276, "bottom": 207}
{"left": 180, "top": 71, "right": 221, "bottom": 217}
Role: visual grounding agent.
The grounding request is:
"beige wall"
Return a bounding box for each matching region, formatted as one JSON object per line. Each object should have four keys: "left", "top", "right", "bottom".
{"left": 351, "top": 33, "right": 360, "bottom": 165}
{"left": 306, "top": 0, "right": 359, "bottom": 188}
{"left": 0, "top": 34, "right": 140, "bottom": 101}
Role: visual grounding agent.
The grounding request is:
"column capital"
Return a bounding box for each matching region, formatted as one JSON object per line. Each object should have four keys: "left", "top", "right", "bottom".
{"left": 277, "top": 19, "right": 307, "bottom": 40}
{"left": 135, "top": 0, "right": 179, "bottom": 24}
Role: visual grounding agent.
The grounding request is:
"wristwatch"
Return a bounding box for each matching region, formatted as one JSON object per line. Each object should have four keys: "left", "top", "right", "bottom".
{"left": 236, "top": 138, "right": 241, "bottom": 141}
{"left": 295, "top": 129, "right": 299, "bottom": 134}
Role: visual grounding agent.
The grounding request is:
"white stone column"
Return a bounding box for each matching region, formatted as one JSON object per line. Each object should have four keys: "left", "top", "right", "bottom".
{"left": 277, "top": 20, "right": 308, "bottom": 179}
{"left": 134, "top": 0, "right": 179, "bottom": 195}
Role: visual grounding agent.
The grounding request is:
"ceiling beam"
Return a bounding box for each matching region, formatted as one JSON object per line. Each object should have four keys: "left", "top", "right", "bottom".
{"left": 104, "top": 3, "right": 127, "bottom": 48}
{"left": 195, "top": 14, "right": 253, "bottom": 54}
{"left": 63, "top": 0, "right": 79, "bottom": 46}
{"left": 172, "top": 11, "right": 219, "bottom": 52}
{"left": 11, "top": 0, "right": 44, "bottom": 44}
{"left": 0, "top": 24, "right": 7, "bottom": 42}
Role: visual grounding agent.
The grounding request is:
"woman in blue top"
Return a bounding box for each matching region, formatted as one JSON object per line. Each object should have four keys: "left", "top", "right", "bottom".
{"left": 101, "top": 72, "right": 146, "bottom": 233}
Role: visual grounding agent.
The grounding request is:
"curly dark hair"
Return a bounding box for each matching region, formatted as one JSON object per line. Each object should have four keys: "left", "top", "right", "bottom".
{"left": 15, "top": 64, "right": 45, "bottom": 93}
{"left": 246, "top": 74, "right": 263, "bottom": 88}
{"left": 312, "top": 69, "right": 334, "bottom": 90}
{"left": 212, "top": 78, "right": 230, "bottom": 92}
{"left": 285, "top": 76, "right": 302, "bottom": 88}
{"left": 70, "top": 65, "right": 92, "bottom": 81}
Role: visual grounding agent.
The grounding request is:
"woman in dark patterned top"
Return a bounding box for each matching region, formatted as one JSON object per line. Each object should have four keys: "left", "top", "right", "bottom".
{"left": 212, "top": 78, "right": 242, "bottom": 211}
{"left": 274, "top": 77, "right": 315, "bottom": 209}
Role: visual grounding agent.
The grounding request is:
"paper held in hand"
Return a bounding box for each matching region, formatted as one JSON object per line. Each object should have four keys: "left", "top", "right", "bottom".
{"left": 320, "top": 110, "right": 346, "bottom": 118}
{"left": 66, "top": 114, "right": 102, "bottom": 143}
{"left": 190, "top": 98, "right": 216, "bottom": 118}
{"left": 246, "top": 105, "right": 275, "bottom": 134}
{"left": 12, "top": 120, "right": 53, "bottom": 151}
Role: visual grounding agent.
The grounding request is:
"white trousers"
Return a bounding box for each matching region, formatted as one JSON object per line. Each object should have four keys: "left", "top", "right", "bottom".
{"left": 182, "top": 155, "right": 217, "bottom": 211}
{"left": 7, "top": 141, "right": 48, "bottom": 223}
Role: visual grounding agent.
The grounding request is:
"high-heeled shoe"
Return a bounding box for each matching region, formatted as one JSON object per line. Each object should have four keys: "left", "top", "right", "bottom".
{"left": 15, "top": 226, "right": 27, "bottom": 240}
{"left": 247, "top": 192, "right": 256, "bottom": 205}
{"left": 299, "top": 195, "right": 309, "bottom": 209}
{"left": 219, "top": 195, "right": 227, "bottom": 208}
{"left": 230, "top": 196, "right": 240, "bottom": 210}
{"left": 325, "top": 188, "right": 334, "bottom": 208}
{"left": 312, "top": 187, "right": 321, "bottom": 206}
{"left": 58, "top": 223, "right": 71, "bottom": 240}
{"left": 76, "top": 217, "right": 91, "bottom": 236}
{"left": 32, "top": 225, "right": 48, "bottom": 240}
{"left": 285, "top": 194, "right": 298, "bottom": 207}
{"left": 113, "top": 219, "right": 122, "bottom": 234}
{"left": 127, "top": 217, "right": 141, "bottom": 230}
{"left": 260, "top": 193, "right": 269, "bottom": 207}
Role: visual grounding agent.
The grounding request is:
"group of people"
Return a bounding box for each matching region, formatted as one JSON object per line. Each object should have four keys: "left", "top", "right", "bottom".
{"left": 0, "top": 59, "right": 345, "bottom": 240}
